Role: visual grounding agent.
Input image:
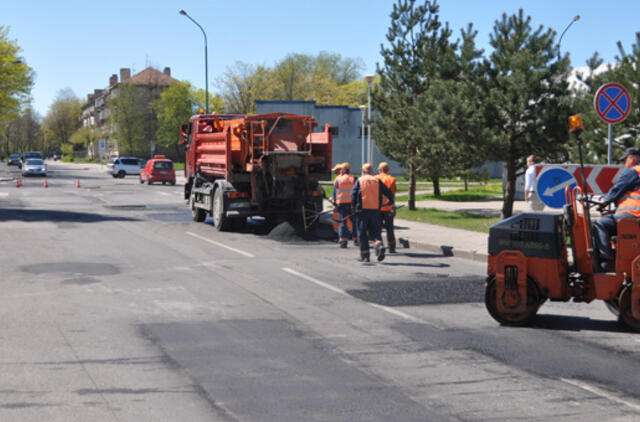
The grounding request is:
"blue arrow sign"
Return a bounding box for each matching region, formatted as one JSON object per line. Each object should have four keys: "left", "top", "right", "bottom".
{"left": 536, "top": 167, "right": 577, "bottom": 209}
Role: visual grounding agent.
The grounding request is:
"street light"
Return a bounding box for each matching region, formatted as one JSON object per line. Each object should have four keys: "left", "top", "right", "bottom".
{"left": 558, "top": 15, "right": 580, "bottom": 51}
{"left": 364, "top": 74, "right": 375, "bottom": 165}
{"left": 359, "top": 105, "right": 367, "bottom": 168}
{"left": 179, "top": 9, "right": 209, "bottom": 114}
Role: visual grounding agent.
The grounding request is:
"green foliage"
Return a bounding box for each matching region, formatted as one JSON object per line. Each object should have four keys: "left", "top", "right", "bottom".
{"left": 153, "top": 81, "right": 196, "bottom": 149}
{"left": 4, "top": 107, "right": 42, "bottom": 154}
{"left": 395, "top": 184, "right": 502, "bottom": 202}
{"left": 107, "top": 83, "right": 146, "bottom": 155}
{"left": 0, "top": 26, "right": 34, "bottom": 126}
{"left": 216, "top": 52, "right": 365, "bottom": 114}
{"left": 69, "top": 126, "right": 100, "bottom": 150}
{"left": 42, "top": 89, "right": 82, "bottom": 151}
{"left": 60, "top": 143, "right": 74, "bottom": 159}
{"left": 482, "top": 9, "right": 571, "bottom": 218}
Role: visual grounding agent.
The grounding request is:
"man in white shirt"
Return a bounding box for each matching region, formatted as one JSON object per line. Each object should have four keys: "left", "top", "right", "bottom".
{"left": 524, "top": 155, "right": 544, "bottom": 212}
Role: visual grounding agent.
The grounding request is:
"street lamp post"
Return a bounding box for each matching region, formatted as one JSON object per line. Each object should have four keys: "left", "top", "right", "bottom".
{"left": 359, "top": 105, "right": 367, "bottom": 169}
{"left": 558, "top": 15, "right": 580, "bottom": 51}
{"left": 364, "top": 74, "right": 375, "bottom": 165}
{"left": 179, "top": 10, "right": 209, "bottom": 114}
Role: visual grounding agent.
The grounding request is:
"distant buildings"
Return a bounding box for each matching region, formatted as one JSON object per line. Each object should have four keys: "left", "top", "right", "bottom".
{"left": 81, "top": 67, "right": 176, "bottom": 159}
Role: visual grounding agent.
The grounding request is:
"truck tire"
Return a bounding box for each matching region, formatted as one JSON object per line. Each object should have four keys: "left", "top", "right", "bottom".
{"left": 212, "top": 188, "right": 232, "bottom": 231}
{"left": 190, "top": 191, "right": 206, "bottom": 222}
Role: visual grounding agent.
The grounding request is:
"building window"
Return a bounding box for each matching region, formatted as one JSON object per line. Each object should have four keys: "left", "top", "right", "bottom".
{"left": 358, "top": 127, "right": 370, "bottom": 137}
{"left": 329, "top": 126, "right": 339, "bottom": 137}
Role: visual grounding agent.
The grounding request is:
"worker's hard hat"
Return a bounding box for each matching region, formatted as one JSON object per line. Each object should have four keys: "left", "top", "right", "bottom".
{"left": 341, "top": 162, "right": 351, "bottom": 171}
{"left": 378, "top": 162, "right": 389, "bottom": 172}
{"left": 362, "top": 163, "right": 373, "bottom": 173}
{"left": 332, "top": 164, "right": 343, "bottom": 171}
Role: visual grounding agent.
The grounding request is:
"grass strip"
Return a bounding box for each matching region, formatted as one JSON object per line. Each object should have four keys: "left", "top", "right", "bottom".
{"left": 396, "top": 185, "right": 502, "bottom": 202}
{"left": 396, "top": 207, "right": 499, "bottom": 233}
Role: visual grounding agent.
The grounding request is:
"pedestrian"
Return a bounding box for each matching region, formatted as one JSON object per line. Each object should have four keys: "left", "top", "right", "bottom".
{"left": 351, "top": 163, "right": 394, "bottom": 262}
{"left": 524, "top": 155, "right": 545, "bottom": 212}
{"left": 594, "top": 147, "right": 640, "bottom": 272}
{"left": 331, "top": 162, "right": 356, "bottom": 248}
{"left": 376, "top": 162, "right": 397, "bottom": 253}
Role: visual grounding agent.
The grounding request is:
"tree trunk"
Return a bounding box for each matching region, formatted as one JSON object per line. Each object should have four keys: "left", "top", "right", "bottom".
{"left": 408, "top": 162, "right": 416, "bottom": 211}
{"left": 502, "top": 159, "right": 516, "bottom": 219}
{"left": 432, "top": 176, "right": 441, "bottom": 197}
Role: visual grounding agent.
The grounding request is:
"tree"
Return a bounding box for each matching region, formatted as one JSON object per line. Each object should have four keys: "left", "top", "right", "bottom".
{"left": 372, "top": 0, "right": 451, "bottom": 209}
{"left": 42, "top": 88, "right": 82, "bottom": 152}
{"left": 69, "top": 126, "right": 100, "bottom": 156}
{"left": 482, "top": 9, "right": 571, "bottom": 218}
{"left": 0, "top": 26, "right": 33, "bottom": 123}
{"left": 4, "top": 107, "right": 43, "bottom": 154}
{"left": 108, "top": 83, "right": 146, "bottom": 155}
{"left": 216, "top": 62, "right": 273, "bottom": 114}
{"left": 154, "top": 81, "right": 198, "bottom": 157}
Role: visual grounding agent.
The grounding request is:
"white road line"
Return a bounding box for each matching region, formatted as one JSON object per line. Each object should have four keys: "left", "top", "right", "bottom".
{"left": 282, "top": 267, "right": 429, "bottom": 325}
{"left": 157, "top": 191, "right": 170, "bottom": 196}
{"left": 561, "top": 378, "right": 640, "bottom": 412}
{"left": 0, "top": 192, "right": 8, "bottom": 197}
{"left": 186, "top": 231, "right": 255, "bottom": 257}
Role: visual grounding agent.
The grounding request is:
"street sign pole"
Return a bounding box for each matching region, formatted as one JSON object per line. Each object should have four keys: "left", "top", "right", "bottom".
{"left": 608, "top": 123, "right": 613, "bottom": 165}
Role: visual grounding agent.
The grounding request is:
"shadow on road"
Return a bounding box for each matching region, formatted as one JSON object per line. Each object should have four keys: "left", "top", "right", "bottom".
{"left": 347, "top": 277, "right": 484, "bottom": 306}
{"left": 531, "top": 313, "right": 632, "bottom": 333}
{"left": 0, "top": 208, "right": 139, "bottom": 223}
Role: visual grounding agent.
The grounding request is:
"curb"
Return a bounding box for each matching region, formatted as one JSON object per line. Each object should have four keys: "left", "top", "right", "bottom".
{"left": 398, "top": 239, "right": 488, "bottom": 263}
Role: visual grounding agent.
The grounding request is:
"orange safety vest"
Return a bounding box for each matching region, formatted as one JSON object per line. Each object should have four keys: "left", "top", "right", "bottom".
{"left": 335, "top": 174, "right": 355, "bottom": 204}
{"left": 377, "top": 173, "right": 396, "bottom": 212}
{"left": 616, "top": 165, "right": 640, "bottom": 217}
{"left": 359, "top": 174, "right": 381, "bottom": 210}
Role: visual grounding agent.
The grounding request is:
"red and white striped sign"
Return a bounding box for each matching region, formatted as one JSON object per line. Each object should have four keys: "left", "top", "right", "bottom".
{"left": 535, "top": 164, "right": 623, "bottom": 195}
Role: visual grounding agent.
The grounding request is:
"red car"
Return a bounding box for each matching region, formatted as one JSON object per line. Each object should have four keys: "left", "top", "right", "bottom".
{"left": 140, "top": 156, "right": 176, "bottom": 185}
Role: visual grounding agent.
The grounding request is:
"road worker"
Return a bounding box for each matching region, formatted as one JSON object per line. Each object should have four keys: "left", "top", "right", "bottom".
{"left": 331, "top": 162, "right": 356, "bottom": 248}
{"left": 376, "top": 162, "right": 397, "bottom": 253}
{"left": 351, "top": 163, "right": 394, "bottom": 262}
{"left": 594, "top": 147, "right": 640, "bottom": 272}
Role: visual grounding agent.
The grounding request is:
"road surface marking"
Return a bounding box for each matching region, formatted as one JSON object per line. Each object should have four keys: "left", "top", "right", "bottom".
{"left": 561, "top": 378, "right": 640, "bottom": 411}
{"left": 282, "top": 267, "right": 431, "bottom": 325}
{"left": 157, "top": 191, "right": 170, "bottom": 196}
{"left": 0, "top": 192, "right": 8, "bottom": 197}
{"left": 186, "top": 231, "right": 255, "bottom": 257}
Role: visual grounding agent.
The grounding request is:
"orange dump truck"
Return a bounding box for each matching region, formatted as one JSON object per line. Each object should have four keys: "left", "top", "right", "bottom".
{"left": 182, "top": 112, "right": 332, "bottom": 231}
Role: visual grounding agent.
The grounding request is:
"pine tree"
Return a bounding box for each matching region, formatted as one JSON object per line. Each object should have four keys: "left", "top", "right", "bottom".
{"left": 373, "top": 0, "right": 451, "bottom": 208}
{"left": 482, "top": 9, "right": 571, "bottom": 218}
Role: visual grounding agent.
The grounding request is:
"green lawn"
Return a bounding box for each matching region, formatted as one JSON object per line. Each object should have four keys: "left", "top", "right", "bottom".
{"left": 396, "top": 184, "right": 502, "bottom": 202}
{"left": 396, "top": 207, "right": 499, "bottom": 233}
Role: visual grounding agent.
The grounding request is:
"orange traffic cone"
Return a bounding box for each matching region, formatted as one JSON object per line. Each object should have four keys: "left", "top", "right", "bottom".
{"left": 44, "top": 178, "right": 48, "bottom": 188}
{"left": 16, "top": 177, "right": 22, "bottom": 188}
{"left": 76, "top": 179, "right": 81, "bottom": 188}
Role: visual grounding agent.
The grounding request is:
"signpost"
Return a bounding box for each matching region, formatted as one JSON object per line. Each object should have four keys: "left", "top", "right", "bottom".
{"left": 594, "top": 83, "right": 632, "bottom": 164}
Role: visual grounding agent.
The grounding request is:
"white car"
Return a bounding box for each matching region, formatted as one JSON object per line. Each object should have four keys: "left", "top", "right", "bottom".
{"left": 22, "top": 159, "right": 47, "bottom": 176}
{"left": 106, "top": 157, "right": 144, "bottom": 178}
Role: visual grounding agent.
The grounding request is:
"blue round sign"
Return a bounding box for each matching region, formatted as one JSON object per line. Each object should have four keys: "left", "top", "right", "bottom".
{"left": 594, "top": 83, "right": 631, "bottom": 124}
{"left": 536, "top": 167, "right": 577, "bottom": 209}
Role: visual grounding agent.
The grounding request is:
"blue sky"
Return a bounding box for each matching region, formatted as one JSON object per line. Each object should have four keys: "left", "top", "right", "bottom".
{"left": 3, "top": 0, "right": 639, "bottom": 116}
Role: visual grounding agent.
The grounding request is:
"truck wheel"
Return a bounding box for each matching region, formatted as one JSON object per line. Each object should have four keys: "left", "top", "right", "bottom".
{"left": 212, "top": 188, "right": 231, "bottom": 231}
{"left": 190, "top": 191, "right": 206, "bottom": 222}
{"left": 618, "top": 285, "right": 640, "bottom": 332}
{"left": 485, "top": 275, "right": 541, "bottom": 326}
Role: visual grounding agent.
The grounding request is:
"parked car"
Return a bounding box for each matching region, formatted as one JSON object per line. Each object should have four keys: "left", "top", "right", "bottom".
{"left": 22, "top": 158, "right": 46, "bottom": 176}
{"left": 106, "top": 157, "right": 143, "bottom": 178}
{"left": 7, "top": 153, "right": 21, "bottom": 166}
{"left": 139, "top": 155, "right": 176, "bottom": 185}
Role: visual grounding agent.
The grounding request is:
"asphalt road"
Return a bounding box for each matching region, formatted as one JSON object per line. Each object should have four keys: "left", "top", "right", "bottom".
{"left": 1, "top": 161, "right": 640, "bottom": 421}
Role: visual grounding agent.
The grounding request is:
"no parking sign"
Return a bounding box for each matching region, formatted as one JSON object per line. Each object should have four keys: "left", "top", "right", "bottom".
{"left": 594, "top": 83, "right": 631, "bottom": 124}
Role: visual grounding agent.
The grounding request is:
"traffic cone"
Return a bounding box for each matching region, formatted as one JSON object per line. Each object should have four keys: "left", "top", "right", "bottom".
{"left": 44, "top": 178, "right": 48, "bottom": 188}
{"left": 76, "top": 179, "right": 81, "bottom": 188}
{"left": 16, "top": 177, "right": 22, "bottom": 188}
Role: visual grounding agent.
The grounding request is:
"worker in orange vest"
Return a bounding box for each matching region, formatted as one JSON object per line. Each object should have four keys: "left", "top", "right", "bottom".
{"left": 351, "top": 163, "right": 394, "bottom": 262}
{"left": 331, "top": 162, "right": 356, "bottom": 248}
{"left": 376, "top": 162, "right": 397, "bottom": 253}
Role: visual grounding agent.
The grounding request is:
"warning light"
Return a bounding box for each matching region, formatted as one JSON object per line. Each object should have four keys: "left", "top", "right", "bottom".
{"left": 569, "top": 114, "right": 584, "bottom": 134}
{"left": 199, "top": 108, "right": 205, "bottom": 115}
